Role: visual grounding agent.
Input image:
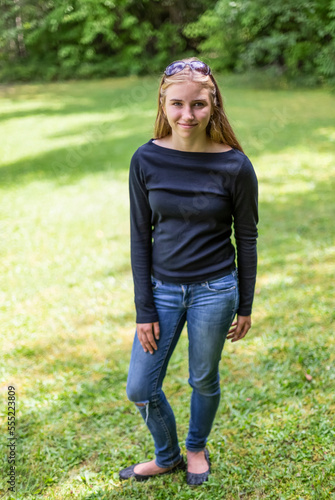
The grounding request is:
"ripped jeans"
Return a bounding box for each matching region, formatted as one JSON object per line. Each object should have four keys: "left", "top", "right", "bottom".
{"left": 126, "top": 270, "right": 239, "bottom": 468}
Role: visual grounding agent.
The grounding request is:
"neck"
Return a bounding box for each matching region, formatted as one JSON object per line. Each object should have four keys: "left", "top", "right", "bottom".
{"left": 169, "top": 133, "right": 210, "bottom": 152}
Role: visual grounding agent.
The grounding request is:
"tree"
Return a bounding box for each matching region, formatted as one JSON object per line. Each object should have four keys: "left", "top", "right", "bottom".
{"left": 0, "top": 0, "right": 216, "bottom": 81}
{"left": 184, "top": 0, "right": 335, "bottom": 81}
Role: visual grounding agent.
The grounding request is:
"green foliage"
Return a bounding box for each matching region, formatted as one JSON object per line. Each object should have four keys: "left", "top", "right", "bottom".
{"left": 184, "top": 0, "right": 335, "bottom": 83}
{"left": 0, "top": 0, "right": 216, "bottom": 81}
{"left": 1, "top": 0, "right": 334, "bottom": 83}
{"left": 0, "top": 76, "right": 335, "bottom": 498}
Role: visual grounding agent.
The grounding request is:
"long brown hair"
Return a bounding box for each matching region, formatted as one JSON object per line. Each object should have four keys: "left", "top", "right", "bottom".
{"left": 154, "top": 57, "right": 244, "bottom": 153}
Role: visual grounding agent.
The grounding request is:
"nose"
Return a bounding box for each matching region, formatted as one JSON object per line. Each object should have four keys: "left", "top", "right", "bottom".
{"left": 182, "top": 106, "right": 194, "bottom": 121}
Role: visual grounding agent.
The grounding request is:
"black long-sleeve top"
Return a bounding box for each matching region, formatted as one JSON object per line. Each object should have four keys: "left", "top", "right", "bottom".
{"left": 129, "top": 139, "right": 258, "bottom": 323}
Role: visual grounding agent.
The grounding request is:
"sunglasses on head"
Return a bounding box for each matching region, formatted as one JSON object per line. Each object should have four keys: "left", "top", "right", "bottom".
{"left": 164, "top": 60, "right": 211, "bottom": 77}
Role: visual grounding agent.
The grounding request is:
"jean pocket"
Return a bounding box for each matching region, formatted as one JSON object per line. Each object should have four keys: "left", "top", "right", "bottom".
{"left": 205, "top": 273, "right": 236, "bottom": 293}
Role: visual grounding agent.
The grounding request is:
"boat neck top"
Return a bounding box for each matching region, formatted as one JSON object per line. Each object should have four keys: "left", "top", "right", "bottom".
{"left": 129, "top": 139, "right": 258, "bottom": 323}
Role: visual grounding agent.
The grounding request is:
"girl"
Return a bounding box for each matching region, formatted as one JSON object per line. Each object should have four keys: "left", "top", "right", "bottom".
{"left": 119, "top": 58, "right": 258, "bottom": 486}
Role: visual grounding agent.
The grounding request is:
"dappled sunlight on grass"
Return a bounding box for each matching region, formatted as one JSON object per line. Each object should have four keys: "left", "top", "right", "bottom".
{"left": 0, "top": 77, "right": 334, "bottom": 499}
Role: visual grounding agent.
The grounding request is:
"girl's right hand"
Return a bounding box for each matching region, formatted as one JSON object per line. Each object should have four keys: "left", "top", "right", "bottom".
{"left": 136, "top": 322, "right": 160, "bottom": 354}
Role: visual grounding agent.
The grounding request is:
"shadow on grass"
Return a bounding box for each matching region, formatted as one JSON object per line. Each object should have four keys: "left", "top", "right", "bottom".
{"left": 1, "top": 81, "right": 334, "bottom": 498}
{"left": 1, "top": 117, "right": 333, "bottom": 188}
{"left": 0, "top": 76, "right": 160, "bottom": 122}
{"left": 1, "top": 182, "right": 334, "bottom": 498}
{"left": 1, "top": 80, "right": 334, "bottom": 188}
{"left": 0, "top": 131, "right": 149, "bottom": 187}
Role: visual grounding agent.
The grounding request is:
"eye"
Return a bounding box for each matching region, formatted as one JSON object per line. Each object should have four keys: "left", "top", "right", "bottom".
{"left": 172, "top": 102, "right": 182, "bottom": 106}
{"left": 194, "top": 102, "right": 206, "bottom": 107}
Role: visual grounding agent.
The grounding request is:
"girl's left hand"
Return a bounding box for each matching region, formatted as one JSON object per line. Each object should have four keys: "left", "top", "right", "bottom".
{"left": 226, "top": 315, "right": 251, "bottom": 342}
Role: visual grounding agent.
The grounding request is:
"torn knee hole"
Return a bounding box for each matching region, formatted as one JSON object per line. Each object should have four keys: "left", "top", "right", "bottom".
{"left": 134, "top": 401, "right": 150, "bottom": 423}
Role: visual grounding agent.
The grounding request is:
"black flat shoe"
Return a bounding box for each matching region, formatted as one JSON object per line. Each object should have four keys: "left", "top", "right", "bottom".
{"left": 186, "top": 448, "right": 211, "bottom": 486}
{"left": 119, "top": 456, "right": 186, "bottom": 482}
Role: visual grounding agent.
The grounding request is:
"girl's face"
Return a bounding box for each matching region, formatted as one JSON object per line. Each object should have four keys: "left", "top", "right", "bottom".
{"left": 162, "top": 81, "right": 212, "bottom": 142}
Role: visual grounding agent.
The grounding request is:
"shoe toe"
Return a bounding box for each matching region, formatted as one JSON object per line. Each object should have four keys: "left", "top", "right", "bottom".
{"left": 186, "top": 470, "right": 210, "bottom": 485}
{"left": 119, "top": 464, "right": 136, "bottom": 480}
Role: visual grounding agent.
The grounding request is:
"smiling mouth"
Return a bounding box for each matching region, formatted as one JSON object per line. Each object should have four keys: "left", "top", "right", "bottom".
{"left": 178, "top": 123, "right": 197, "bottom": 128}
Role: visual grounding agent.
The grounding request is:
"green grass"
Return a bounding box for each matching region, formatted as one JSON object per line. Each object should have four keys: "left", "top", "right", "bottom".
{"left": 0, "top": 74, "right": 334, "bottom": 499}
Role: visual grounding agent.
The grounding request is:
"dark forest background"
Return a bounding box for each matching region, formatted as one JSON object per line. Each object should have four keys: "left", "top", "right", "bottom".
{"left": 1, "top": 0, "right": 334, "bottom": 83}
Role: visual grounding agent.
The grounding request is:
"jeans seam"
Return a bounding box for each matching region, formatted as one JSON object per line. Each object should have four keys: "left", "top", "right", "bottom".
{"left": 152, "top": 311, "right": 186, "bottom": 395}
{"left": 232, "top": 284, "right": 239, "bottom": 317}
{"left": 151, "top": 311, "right": 186, "bottom": 465}
{"left": 150, "top": 398, "right": 174, "bottom": 464}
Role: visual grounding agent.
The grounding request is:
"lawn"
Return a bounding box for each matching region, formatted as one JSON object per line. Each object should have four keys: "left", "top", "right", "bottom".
{"left": 0, "top": 74, "right": 334, "bottom": 499}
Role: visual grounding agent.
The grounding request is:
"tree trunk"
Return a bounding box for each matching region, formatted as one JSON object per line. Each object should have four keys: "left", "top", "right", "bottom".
{"left": 13, "top": 0, "right": 27, "bottom": 57}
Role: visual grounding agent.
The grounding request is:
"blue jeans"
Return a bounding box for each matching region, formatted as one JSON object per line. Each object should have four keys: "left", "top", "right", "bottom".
{"left": 126, "top": 270, "right": 239, "bottom": 468}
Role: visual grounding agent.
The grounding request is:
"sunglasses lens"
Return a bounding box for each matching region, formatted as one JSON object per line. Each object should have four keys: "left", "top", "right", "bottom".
{"left": 191, "top": 61, "right": 210, "bottom": 75}
{"left": 164, "top": 60, "right": 211, "bottom": 76}
{"left": 165, "top": 62, "right": 185, "bottom": 76}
